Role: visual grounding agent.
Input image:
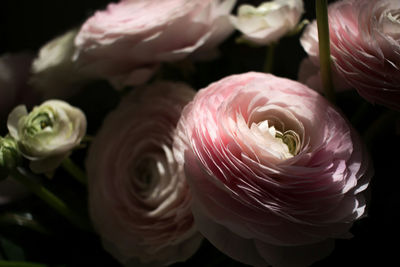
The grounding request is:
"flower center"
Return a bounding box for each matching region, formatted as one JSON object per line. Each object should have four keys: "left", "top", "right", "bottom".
{"left": 382, "top": 9, "right": 400, "bottom": 35}
{"left": 132, "top": 157, "right": 162, "bottom": 196}
{"left": 24, "top": 112, "right": 53, "bottom": 136}
{"left": 257, "top": 120, "right": 300, "bottom": 159}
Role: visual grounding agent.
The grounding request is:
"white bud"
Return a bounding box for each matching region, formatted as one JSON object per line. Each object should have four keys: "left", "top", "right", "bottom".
{"left": 7, "top": 100, "right": 86, "bottom": 173}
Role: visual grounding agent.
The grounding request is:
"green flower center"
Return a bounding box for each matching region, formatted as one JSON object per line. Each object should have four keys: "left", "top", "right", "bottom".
{"left": 275, "top": 129, "right": 301, "bottom": 156}
{"left": 24, "top": 111, "right": 54, "bottom": 136}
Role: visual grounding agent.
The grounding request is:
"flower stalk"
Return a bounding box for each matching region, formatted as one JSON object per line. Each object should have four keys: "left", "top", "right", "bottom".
{"left": 0, "top": 261, "right": 47, "bottom": 267}
{"left": 263, "top": 43, "right": 276, "bottom": 74}
{"left": 315, "top": 0, "right": 335, "bottom": 103}
{"left": 11, "top": 167, "right": 91, "bottom": 231}
{"left": 61, "top": 157, "right": 87, "bottom": 186}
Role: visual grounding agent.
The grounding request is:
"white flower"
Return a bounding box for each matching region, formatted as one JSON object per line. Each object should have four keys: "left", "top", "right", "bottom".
{"left": 30, "top": 29, "right": 93, "bottom": 99}
{"left": 7, "top": 100, "right": 86, "bottom": 173}
{"left": 231, "top": 0, "right": 304, "bottom": 45}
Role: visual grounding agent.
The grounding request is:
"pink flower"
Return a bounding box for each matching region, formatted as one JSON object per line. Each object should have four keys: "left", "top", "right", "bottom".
{"left": 300, "top": 0, "right": 400, "bottom": 110}
{"left": 86, "top": 81, "right": 201, "bottom": 266}
{"left": 174, "top": 72, "right": 372, "bottom": 267}
{"left": 74, "top": 0, "right": 236, "bottom": 89}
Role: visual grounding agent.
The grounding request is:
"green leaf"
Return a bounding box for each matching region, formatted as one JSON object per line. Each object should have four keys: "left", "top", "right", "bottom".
{"left": 0, "top": 236, "right": 25, "bottom": 261}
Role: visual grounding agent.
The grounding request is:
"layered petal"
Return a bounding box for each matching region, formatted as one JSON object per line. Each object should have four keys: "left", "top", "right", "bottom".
{"left": 174, "top": 72, "right": 372, "bottom": 267}
{"left": 86, "top": 81, "right": 201, "bottom": 266}
{"left": 299, "top": 0, "right": 400, "bottom": 110}
{"left": 74, "top": 0, "right": 236, "bottom": 88}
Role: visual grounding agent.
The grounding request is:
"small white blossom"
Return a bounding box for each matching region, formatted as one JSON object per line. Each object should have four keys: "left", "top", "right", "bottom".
{"left": 7, "top": 100, "right": 86, "bottom": 173}
{"left": 231, "top": 0, "right": 304, "bottom": 45}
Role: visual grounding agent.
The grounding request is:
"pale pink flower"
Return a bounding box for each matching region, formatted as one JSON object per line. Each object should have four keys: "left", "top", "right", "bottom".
{"left": 300, "top": 0, "right": 400, "bottom": 110}
{"left": 174, "top": 72, "right": 372, "bottom": 267}
{"left": 86, "top": 82, "right": 201, "bottom": 266}
{"left": 74, "top": 0, "right": 236, "bottom": 89}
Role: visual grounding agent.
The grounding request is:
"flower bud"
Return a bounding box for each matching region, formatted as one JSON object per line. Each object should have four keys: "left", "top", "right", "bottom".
{"left": 0, "top": 136, "right": 21, "bottom": 180}
{"left": 7, "top": 100, "right": 86, "bottom": 173}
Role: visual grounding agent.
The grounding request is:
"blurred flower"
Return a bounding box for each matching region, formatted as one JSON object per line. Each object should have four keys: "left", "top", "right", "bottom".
{"left": 7, "top": 100, "right": 86, "bottom": 173}
{"left": 30, "top": 29, "right": 95, "bottom": 99}
{"left": 86, "top": 81, "right": 201, "bottom": 266}
{"left": 231, "top": 0, "right": 304, "bottom": 45}
{"left": 300, "top": 0, "right": 400, "bottom": 110}
{"left": 0, "top": 53, "right": 39, "bottom": 127}
{"left": 73, "top": 0, "right": 236, "bottom": 89}
{"left": 174, "top": 72, "right": 372, "bottom": 267}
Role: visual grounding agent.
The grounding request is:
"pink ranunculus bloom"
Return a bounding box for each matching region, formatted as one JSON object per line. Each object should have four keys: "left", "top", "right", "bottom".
{"left": 300, "top": 0, "right": 400, "bottom": 110}
{"left": 74, "top": 0, "right": 236, "bottom": 89}
{"left": 173, "top": 72, "right": 372, "bottom": 267}
{"left": 86, "top": 81, "right": 202, "bottom": 266}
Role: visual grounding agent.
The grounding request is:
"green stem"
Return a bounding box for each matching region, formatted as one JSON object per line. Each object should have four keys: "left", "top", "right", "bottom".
{"left": 61, "top": 157, "right": 87, "bottom": 186}
{"left": 11, "top": 168, "right": 91, "bottom": 231}
{"left": 263, "top": 43, "right": 276, "bottom": 73}
{"left": 82, "top": 135, "right": 94, "bottom": 143}
{"left": 0, "top": 261, "right": 47, "bottom": 267}
{"left": 316, "top": 0, "right": 335, "bottom": 103}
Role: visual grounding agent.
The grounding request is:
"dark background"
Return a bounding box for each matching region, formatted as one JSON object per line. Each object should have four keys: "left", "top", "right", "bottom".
{"left": 1, "top": 0, "right": 399, "bottom": 266}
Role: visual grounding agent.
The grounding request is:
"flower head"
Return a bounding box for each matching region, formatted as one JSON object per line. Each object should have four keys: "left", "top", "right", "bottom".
{"left": 86, "top": 81, "right": 201, "bottom": 266}
{"left": 74, "top": 0, "right": 236, "bottom": 88}
{"left": 300, "top": 0, "right": 400, "bottom": 110}
{"left": 174, "top": 72, "right": 372, "bottom": 267}
{"left": 30, "top": 29, "right": 93, "bottom": 99}
{"left": 231, "top": 0, "right": 304, "bottom": 45}
{"left": 7, "top": 100, "right": 86, "bottom": 173}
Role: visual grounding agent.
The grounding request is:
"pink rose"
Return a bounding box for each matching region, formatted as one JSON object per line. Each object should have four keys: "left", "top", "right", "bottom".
{"left": 74, "top": 0, "right": 236, "bottom": 89}
{"left": 174, "top": 72, "right": 372, "bottom": 267}
{"left": 300, "top": 0, "right": 400, "bottom": 110}
{"left": 86, "top": 81, "right": 202, "bottom": 266}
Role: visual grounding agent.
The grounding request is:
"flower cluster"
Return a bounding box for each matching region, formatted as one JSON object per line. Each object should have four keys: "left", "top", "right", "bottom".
{"left": 3, "top": 0, "right": 399, "bottom": 266}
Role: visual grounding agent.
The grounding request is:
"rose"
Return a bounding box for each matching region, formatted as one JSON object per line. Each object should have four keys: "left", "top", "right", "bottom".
{"left": 30, "top": 29, "right": 94, "bottom": 99}
{"left": 230, "top": 0, "right": 304, "bottom": 45}
{"left": 7, "top": 100, "right": 87, "bottom": 173}
{"left": 173, "top": 72, "right": 372, "bottom": 267}
{"left": 86, "top": 81, "right": 202, "bottom": 266}
{"left": 74, "top": 0, "right": 236, "bottom": 89}
{"left": 300, "top": 0, "right": 400, "bottom": 110}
